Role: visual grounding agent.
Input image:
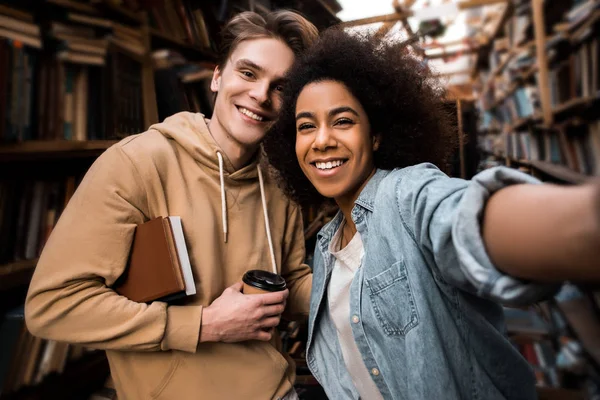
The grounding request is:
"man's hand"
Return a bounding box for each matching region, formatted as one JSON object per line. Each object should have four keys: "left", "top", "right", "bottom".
{"left": 199, "top": 282, "right": 288, "bottom": 343}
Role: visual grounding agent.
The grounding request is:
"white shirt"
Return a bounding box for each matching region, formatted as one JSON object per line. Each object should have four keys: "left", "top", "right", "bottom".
{"left": 328, "top": 222, "right": 384, "bottom": 400}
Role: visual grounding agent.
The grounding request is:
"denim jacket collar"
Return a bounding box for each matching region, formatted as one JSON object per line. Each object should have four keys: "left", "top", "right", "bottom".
{"left": 316, "top": 169, "right": 391, "bottom": 253}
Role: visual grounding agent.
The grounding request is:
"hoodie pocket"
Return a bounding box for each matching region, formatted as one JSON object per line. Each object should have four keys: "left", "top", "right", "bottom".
{"left": 149, "top": 352, "right": 181, "bottom": 399}
{"left": 151, "top": 342, "right": 291, "bottom": 399}
{"left": 366, "top": 260, "right": 418, "bottom": 336}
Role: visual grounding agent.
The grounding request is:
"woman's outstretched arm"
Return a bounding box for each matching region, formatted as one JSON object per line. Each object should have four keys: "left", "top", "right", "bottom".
{"left": 483, "top": 181, "right": 600, "bottom": 282}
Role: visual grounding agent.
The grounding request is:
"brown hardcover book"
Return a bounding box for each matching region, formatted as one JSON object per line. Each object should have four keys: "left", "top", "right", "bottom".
{"left": 114, "top": 216, "right": 195, "bottom": 303}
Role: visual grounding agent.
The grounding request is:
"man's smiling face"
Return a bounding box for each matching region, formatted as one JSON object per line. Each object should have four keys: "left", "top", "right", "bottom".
{"left": 209, "top": 37, "right": 295, "bottom": 156}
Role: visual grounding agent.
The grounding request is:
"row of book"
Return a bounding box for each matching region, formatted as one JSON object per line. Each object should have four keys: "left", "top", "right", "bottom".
{"left": 557, "top": 0, "right": 600, "bottom": 33}
{"left": 0, "top": 304, "right": 97, "bottom": 396}
{"left": 0, "top": 176, "right": 78, "bottom": 264}
{"left": 0, "top": 1, "right": 147, "bottom": 58}
{"left": 504, "top": 0, "right": 533, "bottom": 49}
{"left": 504, "top": 287, "right": 600, "bottom": 394}
{"left": 0, "top": 4, "right": 147, "bottom": 142}
{"left": 496, "top": 85, "right": 540, "bottom": 124}
{"left": 479, "top": 121, "right": 600, "bottom": 175}
{"left": 515, "top": 339, "right": 562, "bottom": 387}
{"left": 478, "top": 1, "right": 599, "bottom": 134}
{"left": 548, "top": 36, "right": 599, "bottom": 108}
{"left": 145, "top": 0, "right": 214, "bottom": 51}
{"left": 0, "top": 3, "right": 217, "bottom": 143}
{"left": 152, "top": 49, "right": 215, "bottom": 121}
{"left": 480, "top": 42, "right": 536, "bottom": 107}
{"left": 486, "top": 0, "right": 536, "bottom": 82}
{"left": 477, "top": 2, "right": 600, "bottom": 392}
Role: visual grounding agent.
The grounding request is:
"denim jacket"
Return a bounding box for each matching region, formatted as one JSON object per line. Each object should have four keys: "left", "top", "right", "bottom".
{"left": 306, "top": 163, "right": 559, "bottom": 400}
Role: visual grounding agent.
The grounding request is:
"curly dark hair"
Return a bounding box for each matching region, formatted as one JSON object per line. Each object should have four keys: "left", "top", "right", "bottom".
{"left": 263, "top": 28, "right": 457, "bottom": 208}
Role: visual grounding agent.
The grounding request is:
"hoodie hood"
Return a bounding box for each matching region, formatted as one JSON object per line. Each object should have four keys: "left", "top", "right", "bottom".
{"left": 149, "top": 112, "right": 260, "bottom": 181}
{"left": 147, "top": 112, "right": 277, "bottom": 273}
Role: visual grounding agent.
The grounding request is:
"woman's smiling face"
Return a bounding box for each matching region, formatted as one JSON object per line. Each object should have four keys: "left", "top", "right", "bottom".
{"left": 295, "top": 80, "right": 378, "bottom": 205}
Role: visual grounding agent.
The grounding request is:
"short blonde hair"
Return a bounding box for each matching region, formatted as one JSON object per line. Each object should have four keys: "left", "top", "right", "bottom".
{"left": 217, "top": 10, "right": 319, "bottom": 69}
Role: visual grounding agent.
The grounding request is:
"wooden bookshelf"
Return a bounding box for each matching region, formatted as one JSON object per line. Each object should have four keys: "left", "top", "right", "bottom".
{"left": 494, "top": 155, "right": 590, "bottom": 184}
{"left": 528, "top": 160, "right": 590, "bottom": 184}
{"left": 508, "top": 113, "right": 543, "bottom": 132}
{"left": 491, "top": 49, "right": 516, "bottom": 77}
{"left": 150, "top": 28, "right": 216, "bottom": 61}
{"left": 46, "top": 0, "right": 143, "bottom": 24}
{"left": 0, "top": 140, "right": 118, "bottom": 161}
{"left": 482, "top": 150, "right": 590, "bottom": 184}
{"left": 46, "top": 0, "right": 98, "bottom": 14}
{"left": 294, "top": 0, "right": 341, "bottom": 30}
{"left": 488, "top": 81, "right": 519, "bottom": 111}
{"left": 3, "top": 351, "right": 110, "bottom": 400}
{"left": 471, "top": 1, "right": 512, "bottom": 78}
{"left": 552, "top": 95, "right": 600, "bottom": 122}
{"left": 93, "top": 0, "right": 143, "bottom": 23}
{"left": 489, "top": 39, "right": 536, "bottom": 80}
{"left": 569, "top": 9, "right": 600, "bottom": 40}
{"left": 0, "top": 259, "right": 38, "bottom": 291}
{"left": 475, "top": 2, "right": 600, "bottom": 391}
{"left": 521, "top": 63, "right": 538, "bottom": 80}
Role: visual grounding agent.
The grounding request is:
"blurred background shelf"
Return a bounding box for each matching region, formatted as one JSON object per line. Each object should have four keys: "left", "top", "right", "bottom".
{"left": 0, "top": 260, "right": 38, "bottom": 292}
{"left": 0, "top": 141, "right": 119, "bottom": 161}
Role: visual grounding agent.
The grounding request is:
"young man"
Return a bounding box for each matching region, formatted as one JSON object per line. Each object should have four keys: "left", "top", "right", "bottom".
{"left": 25, "top": 11, "right": 318, "bottom": 400}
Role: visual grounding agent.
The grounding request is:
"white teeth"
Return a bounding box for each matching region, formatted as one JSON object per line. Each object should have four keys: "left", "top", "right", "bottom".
{"left": 239, "top": 107, "right": 264, "bottom": 121}
{"left": 315, "top": 160, "right": 345, "bottom": 170}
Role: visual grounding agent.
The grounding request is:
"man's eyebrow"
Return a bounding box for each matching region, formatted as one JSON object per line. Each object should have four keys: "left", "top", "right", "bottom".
{"left": 235, "top": 58, "right": 287, "bottom": 82}
{"left": 235, "top": 58, "right": 264, "bottom": 72}
{"left": 329, "top": 106, "right": 359, "bottom": 117}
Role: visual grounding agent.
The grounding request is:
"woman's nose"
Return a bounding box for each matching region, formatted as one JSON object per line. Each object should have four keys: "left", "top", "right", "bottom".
{"left": 312, "top": 127, "right": 335, "bottom": 151}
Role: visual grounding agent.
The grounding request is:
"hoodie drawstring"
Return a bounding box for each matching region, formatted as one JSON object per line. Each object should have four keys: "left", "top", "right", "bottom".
{"left": 216, "top": 152, "right": 278, "bottom": 275}
{"left": 257, "top": 165, "right": 278, "bottom": 275}
{"left": 217, "top": 152, "right": 228, "bottom": 243}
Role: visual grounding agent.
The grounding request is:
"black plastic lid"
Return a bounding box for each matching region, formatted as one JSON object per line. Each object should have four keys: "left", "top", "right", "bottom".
{"left": 242, "top": 270, "right": 286, "bottom": 292}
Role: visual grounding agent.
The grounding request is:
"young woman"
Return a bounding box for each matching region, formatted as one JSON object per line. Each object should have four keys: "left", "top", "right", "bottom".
{"left": 264, "top": 29, "right": 600, "bottom": 399}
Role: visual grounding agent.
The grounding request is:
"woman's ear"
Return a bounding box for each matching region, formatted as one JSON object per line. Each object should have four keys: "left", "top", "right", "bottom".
{"left": 373, "top": 135, "right": 381, "bottom": 151}
{"left": 210, "top": 66, "right": 221, "bottom": 93}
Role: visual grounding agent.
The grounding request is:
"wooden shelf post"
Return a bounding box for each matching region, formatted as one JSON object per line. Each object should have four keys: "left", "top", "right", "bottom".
{"left": 532, "top": 0, "right": 553, "bottom": 127}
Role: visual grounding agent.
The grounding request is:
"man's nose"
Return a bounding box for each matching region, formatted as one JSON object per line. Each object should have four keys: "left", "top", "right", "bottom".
{"left": 249, "top": 81, "right": 270, "bottom": 105}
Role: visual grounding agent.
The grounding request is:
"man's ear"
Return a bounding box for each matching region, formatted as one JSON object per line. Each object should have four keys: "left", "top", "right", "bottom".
{"left": 210, "top": 66, "right": 221, "bottom": 93}
{"left": 373, "top": 134, "right": 381, "bottom": 151}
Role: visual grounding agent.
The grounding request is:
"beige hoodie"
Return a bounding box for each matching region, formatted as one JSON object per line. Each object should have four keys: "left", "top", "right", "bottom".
{"left": 25, "top": 112, "right": 312, "bottom": 400}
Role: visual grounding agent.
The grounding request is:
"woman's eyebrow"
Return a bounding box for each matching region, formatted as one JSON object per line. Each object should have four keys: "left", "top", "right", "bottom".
{"left": 329, "top": 106, "right": 358, "bottom": 117}
{"left": 296, "top": 106, "right": 359, "bottom": 120}
{"left": 296, "top": 111, "right": 314, "bottom": 119}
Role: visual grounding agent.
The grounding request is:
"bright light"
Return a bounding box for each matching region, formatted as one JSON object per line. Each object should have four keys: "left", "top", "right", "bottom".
{"left": 337, "top": 1, "right": 466, "bottom": 43}
{"left": 336, "top": 0, "right": 485, "bottom": 78}
{"left": 336, "top": 0, "right": 395, "bottom": 21}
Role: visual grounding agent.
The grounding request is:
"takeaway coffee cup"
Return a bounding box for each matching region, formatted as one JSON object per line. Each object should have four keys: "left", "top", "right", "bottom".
{"left": 242, "top": 269, "right": 287, "bottom": 295}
